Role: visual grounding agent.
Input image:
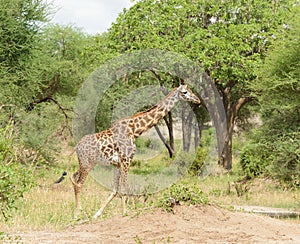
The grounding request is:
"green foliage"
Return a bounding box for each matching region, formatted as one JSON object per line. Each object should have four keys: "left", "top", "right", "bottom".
{"left": 0, "top": 1, "right": 88, "bottom": 159}
{"left": 240, "top": 131, "right": 300, "bottom": 188}
{"left": 241, "top": 4, "right": 300, "bottom": 188}
{"left": 105, "top": 0, "right": 295, "bottom": 169}
{"left": 239, "top": 140, "right": 270, "bottom": 179}
{"left": 0, "top": 0, "right": 49, "bottom": 70}
{"left": 1, "top": 13, "right": 89, "bottom": 159}
{"left": 188, "top": 147, "right": 208, "bottom": 176}
{"left": 0, "top": 126, "right": 35, "bottom": 220}
{"left": 0, "top": 0, "right": 50, "bottom": 107}
{"left": 268, "top": 133, "right": 300, "bottom": 188}
{"left": 108, "top": 0, "right": 292, "bottom": 85}
{"left": 188, "top": 128, "right": 216, "bottom": 176}
{"left": 32, "top": 24, "right": 90, "bottom": 97}
{"left": 157, "top": 181, "right": 208, "bottom": 212}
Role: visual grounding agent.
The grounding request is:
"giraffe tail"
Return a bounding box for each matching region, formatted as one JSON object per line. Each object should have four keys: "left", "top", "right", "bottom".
{"left": 54, "top": 149, "right": 76, "bottom": 184}
{"left": 54, "top": 171, "right": 67, "bottom": 184}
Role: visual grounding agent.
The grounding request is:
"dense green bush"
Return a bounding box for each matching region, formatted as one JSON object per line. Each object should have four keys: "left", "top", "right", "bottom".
{"left": 188, "top": 147, "right": 208, "bottom": 176}
{"left": 239, "top": 130, "right": 300, "bottom": 188}
{"left": 239, "top": 140, "right": 270, "bottom": 179}
{"left": 0, "top": 126, "right": 36, "bottom": 220}
{"left": 242, "top": 4, "right": 300, "bottom": 188}
{"left": 157, "top": 181, "right": 208, "bottom": 212}
{"left": 267, "top": 132, "right": 300, "bottom": 188}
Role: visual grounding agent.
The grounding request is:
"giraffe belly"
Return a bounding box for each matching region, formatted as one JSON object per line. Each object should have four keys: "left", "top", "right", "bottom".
{"left": 112, "top": 152, "right": 119, "bottom": 164}
{"left": 96, "top": 151, "right": 119, "bottom": 167}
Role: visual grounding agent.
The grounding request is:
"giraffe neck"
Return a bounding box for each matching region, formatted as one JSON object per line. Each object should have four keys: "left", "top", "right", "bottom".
{"left": 131, "top": 88, "right": 179, "bottom": 137}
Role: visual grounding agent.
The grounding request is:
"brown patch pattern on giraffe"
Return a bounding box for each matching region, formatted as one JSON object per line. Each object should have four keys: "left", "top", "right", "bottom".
{"left": 68, "top": 84, "right": 200, "bottom": 218}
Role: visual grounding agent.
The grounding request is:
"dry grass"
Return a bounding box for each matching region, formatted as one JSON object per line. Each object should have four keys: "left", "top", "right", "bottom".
{"left": 0, "top": 162, "right": 124, "bottom": 232}
{"left": 1, "top": 155, "right": 299, "bottom": 232}
{"left": 196, "top": 173, "right": 300, "bottom": 211}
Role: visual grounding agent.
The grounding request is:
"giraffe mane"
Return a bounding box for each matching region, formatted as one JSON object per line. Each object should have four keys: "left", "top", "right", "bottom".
{"left": 131, "top": 105, "right": 158, "bottom": 118}
{"left": 131, "top": 87, "right": 178, "bottom": 119}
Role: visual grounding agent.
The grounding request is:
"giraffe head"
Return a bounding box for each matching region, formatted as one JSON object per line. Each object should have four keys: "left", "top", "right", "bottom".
{"left": 177, "top": 84, "right": 201, "bottom": 104}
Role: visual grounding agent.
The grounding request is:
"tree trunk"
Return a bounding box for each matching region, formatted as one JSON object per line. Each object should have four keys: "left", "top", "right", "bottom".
{"left": 219, "top": 96, "right": 251, "bottom": 170}
{"left": 181, "top": 102, "right": 195, "bottom": 152}
{"left": 219, "top": 112, "right": 234, "bottom": 170}
{"left": 163, "top": 112, "right": 175, "bottom": 155}
{"left": 192, "top": 104, "right": 207, "bottom": 152}
{"left": 154, "top": 111, "right": 175, "bottom": 158}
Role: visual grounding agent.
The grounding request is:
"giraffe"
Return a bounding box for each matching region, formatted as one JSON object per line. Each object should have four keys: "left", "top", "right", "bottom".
{"left": 69, "top": 84, "right": 200, "bottom": 218}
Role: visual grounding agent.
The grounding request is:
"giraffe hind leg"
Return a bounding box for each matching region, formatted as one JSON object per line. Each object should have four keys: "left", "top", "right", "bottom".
{"left": 70, "top": 167, "right": 89, "bottom": 217}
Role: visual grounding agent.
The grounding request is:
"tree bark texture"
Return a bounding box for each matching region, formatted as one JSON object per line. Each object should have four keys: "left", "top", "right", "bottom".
{"left": 219, "top": 94, "right": 251, "bottom": 170}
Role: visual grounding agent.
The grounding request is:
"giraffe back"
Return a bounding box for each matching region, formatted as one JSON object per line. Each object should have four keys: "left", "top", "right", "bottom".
{"left": 75, "top": 129, "right": 118, "bottom": 168}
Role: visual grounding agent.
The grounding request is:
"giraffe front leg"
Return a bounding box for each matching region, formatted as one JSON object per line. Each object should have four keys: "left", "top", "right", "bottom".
{"left": 120, "top": 159, "right": 130, "bottom": 216}
{"left": 93, "top": 191, "right": 117, "bottom": 219}
{"left": 121, "top": 195, "right": 127, "bottom": 216}
{"left": 94, "top": 167, "right": 120, "bottom": 219}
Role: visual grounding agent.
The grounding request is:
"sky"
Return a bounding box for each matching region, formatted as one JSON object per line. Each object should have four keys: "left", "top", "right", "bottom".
{"left": 49, "top": 0, "right": 134, "bottom": 34}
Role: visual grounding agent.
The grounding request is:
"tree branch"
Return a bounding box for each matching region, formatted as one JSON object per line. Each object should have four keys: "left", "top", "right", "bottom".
{"left": 154, "top": 125, "right": 174, "bottom": 158}
{"left": 234, "top": 96, "right": 254, "bottom": 115}
{"left": 27, "top": 73, "right": 61, "bottom": 111}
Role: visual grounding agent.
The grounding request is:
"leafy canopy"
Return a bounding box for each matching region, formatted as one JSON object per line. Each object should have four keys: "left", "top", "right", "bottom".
{"left": 108, "top": 0, "right": 291, "bottom": 89}
{"left": 240, "top": 4, "right": 300, "bottom": 188}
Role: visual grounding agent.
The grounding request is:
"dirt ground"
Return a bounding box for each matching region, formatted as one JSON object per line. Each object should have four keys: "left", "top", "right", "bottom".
{"left": 10, "top": 205, "right": 300, "bottom": 244}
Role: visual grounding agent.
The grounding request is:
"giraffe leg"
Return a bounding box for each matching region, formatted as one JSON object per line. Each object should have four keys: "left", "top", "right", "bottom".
{"left": 70, "top": 167, "right": 89, "bottom": 217}
{"left": 120, "top": 175, "right": 127, "bottom": 216}
{"left": 93, "top": 191, "right": 117, "bottom": 219}
{"left": 120, "top": 159, "right": 130, "bottom": 216}
{"left": 121, "top": 195, "right": 126, "bottom": 216}
{"left": 94, "top": 167, "right": 120, "bottom": 219}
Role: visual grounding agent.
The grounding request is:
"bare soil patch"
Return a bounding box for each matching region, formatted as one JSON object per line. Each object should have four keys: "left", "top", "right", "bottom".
{"left": 11, "top": 205, "right": 300, "bottom": 243}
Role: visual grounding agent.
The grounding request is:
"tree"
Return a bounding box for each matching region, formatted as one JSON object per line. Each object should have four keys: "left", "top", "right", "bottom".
{"left": 0, "top": 0, "right": 49, "bottom": 70}
{"left": 0, "top": 0, "right": 50, "bottom": 218}
{"left": 19, "top": 24, "right": 91, "bottom": 148}
{"left": 25, "top": 25, "right": 89, "bottom": 110}
{"left": 0, "top": 0, "right": 49, "bottom": 106}
{"left": 240, "top": 4, "right": 300, "bottom": 187}
{"left": 105, "top": 0, "right": 293, "bottom": 169}
{"left": 0, "top": 0, "right": 90, "bottom": 155}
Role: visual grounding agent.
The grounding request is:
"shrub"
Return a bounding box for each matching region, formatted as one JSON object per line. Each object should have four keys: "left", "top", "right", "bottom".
{"left": 267, "top": 132, "right": 300, "bottom": 188}
{"left": 0, "top": 126, "right": 36, "bottom": 220}
{"left": 157, "top": 181, "right": 208, "bottom": 212}
{"left": 188, "top": 147, "right": 208, "bottom": 176}
{"left": 239, "top": 141, "right": 270, "bottom": 179}
{"left": 240, "top": 130, "right": 300, "bottom": 188}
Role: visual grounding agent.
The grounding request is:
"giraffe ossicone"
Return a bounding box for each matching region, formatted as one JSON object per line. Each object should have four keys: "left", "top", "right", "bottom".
{"left": 69, "top": 84, "right": 200, "bottom": 218}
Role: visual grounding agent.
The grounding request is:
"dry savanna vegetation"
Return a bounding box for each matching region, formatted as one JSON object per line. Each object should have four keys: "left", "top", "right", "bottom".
{"left": 1, "top": 0, "right": 300, "bottom": 243}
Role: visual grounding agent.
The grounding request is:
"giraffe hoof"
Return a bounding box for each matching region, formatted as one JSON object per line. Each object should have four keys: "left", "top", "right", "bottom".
{"left": 73, "top": 206, "right": 82, "bottom": 217}
{"left": 74, "top": 211, "right": 80, "bottom": 219}
{"left": 93, "top": 210, "right": 103, "bottom": 219}
{"left": 122, "top": 209, "right": 128, "bottom": 216}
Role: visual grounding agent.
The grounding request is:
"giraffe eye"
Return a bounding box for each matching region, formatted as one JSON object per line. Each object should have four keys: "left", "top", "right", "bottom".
{"left": 182, "top": 91, "right": 187, "bottom": 95}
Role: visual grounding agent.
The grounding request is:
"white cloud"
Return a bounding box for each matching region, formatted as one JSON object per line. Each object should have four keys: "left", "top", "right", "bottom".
{"left": 49, "top": 0, "right": 134, "bottom": 34}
